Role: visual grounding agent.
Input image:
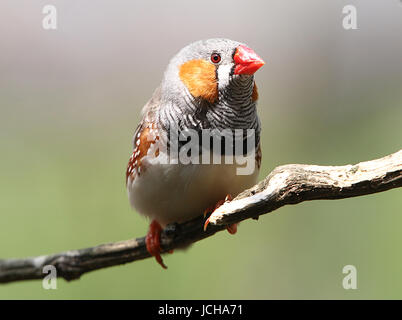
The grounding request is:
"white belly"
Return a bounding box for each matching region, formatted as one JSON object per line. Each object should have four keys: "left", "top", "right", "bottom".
{"left": 127, "top": 154, "right": 259, "bottom": 226}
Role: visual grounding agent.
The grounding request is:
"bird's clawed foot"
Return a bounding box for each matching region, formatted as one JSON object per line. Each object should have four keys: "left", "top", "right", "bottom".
{"left": 226, "top": 223, "right": 238, "bottom": 234}
{"left": 145, "top": 220, "right": 167, "bottom": 269}
{"left": 203, "top": 194, "right": 238, "bottom": 234}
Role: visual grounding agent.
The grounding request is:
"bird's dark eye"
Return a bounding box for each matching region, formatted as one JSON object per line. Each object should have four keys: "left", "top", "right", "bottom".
{"left": 210, "top": 53, "right": 221, "bottom": 64}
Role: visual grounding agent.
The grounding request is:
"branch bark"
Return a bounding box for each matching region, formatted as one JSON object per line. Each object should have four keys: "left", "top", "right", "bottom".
{"left": 1, "top": 149, "right": 401, "bottom": 284}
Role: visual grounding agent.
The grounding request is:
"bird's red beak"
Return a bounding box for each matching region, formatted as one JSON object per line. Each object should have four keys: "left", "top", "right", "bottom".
{"left": 233, "top": 45, "right": 265, "bottom": 75}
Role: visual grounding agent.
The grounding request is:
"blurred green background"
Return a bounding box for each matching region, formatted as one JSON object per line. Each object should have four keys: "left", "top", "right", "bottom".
{"left": 0, "top": 0, "right": 401, "bottom": 299}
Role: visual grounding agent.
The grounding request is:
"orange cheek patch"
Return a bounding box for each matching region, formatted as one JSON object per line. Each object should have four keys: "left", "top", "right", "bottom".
{"left": 179, "top": 59, "right": 218, "bottom": 104}
{"left": 252, "top": 82, "right": 259, "bottom": 102}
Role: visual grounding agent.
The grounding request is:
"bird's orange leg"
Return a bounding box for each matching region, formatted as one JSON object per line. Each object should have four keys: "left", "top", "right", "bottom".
{"left": 145, "top": 220, "right": 167, "bottom": 269}
{"left": 204, "top": 194, "right": 238, "bottom": 234}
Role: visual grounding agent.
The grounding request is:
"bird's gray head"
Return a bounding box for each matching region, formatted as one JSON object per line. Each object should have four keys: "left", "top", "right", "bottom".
{"left": 161, "top": 38, "right": 265, "bottom": 106}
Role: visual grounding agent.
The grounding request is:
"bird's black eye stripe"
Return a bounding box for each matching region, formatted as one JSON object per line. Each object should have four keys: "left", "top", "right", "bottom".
{"left": 210, "top": 52, "right": 221, "bottom": 64}
{"left": 229, "top": 47, "right": 238, "bottom": 75}
{"left": 231, "top": 47, "right": 237, "bottom": 60}
{"left": 229, "top": 64, "right": 235, "bottom": 76}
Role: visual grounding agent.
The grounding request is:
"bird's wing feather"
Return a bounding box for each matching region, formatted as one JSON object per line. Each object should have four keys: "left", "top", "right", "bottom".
{"left": 126, "top": 87, "right": 162, "bottom": 183}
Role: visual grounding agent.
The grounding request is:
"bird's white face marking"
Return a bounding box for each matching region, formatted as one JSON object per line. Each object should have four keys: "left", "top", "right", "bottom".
{"left": 217, "top": 64, "right": 233, "bottom": 91}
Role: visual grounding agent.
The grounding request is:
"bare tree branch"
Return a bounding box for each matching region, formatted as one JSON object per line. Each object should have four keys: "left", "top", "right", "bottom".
{"left": 1, "top": 149, "right": 401, "bottom": 284}
{"left": 207, "top": 149, "right": 402, "bottom": 226}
